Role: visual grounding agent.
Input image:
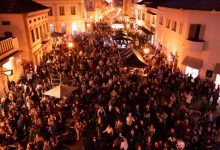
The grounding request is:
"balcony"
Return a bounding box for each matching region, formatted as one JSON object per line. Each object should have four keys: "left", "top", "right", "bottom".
{"left": 0, "top": 37, "right": 14, "bottom": 55}
{"left": 0, "top": 37, "right": 20, "bottom": 63}
{"left": 185, "top": 39, "right": 205, "bottom": 51}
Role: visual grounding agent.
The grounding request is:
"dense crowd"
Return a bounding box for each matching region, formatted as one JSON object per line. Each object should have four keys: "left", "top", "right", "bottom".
{"left": 0, "top": 22, "right": 219, "bottom": 150}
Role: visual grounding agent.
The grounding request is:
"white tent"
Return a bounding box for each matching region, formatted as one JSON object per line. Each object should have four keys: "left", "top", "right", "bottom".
{"left": 44, "top": 84, "right": 78, "bottom": 98}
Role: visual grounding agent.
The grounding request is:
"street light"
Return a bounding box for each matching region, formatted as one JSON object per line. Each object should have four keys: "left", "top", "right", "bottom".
{"left": 0, "top": 70, "right": 13, "bottom": 76}
{"left": 68, "top": 42, "right": 73, "bottom": 49}
{"left": 144, "top": 48, "right": 150, "bottom": 54}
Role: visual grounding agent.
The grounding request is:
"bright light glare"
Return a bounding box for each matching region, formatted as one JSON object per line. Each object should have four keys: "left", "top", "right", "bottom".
{"left": 68, "top": 42, "right": 73, "bottom": 48}
{"left": 144, "top": 48, "right": 150, "bottom": 54}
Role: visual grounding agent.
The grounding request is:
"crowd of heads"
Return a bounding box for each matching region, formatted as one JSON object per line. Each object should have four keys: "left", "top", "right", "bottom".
{"left": 0, "top": 22, "right": 219, "bottom": 150}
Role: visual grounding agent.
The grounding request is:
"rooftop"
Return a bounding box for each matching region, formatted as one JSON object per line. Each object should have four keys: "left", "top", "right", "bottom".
{"left": 160, "top": 0, "right": 220, "bottom": 11}
{"left": 0, "top": 0, "right": 48, "bottom": 14}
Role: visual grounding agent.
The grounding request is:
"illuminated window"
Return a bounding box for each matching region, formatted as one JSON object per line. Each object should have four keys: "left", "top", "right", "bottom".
{"left": 215, "top": 74, "right": 220, "bottom": 89}
{"left": 50, "top": 24, "right": 55, "bottom": 33}
{"left": 185, "top": 66, "right": 199, "bottom": 79}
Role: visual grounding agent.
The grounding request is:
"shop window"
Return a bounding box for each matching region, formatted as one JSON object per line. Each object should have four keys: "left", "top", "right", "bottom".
{"left": 61, "top": 23, "right": 66, "bottom": 33}
{"left": 206, "top": 70, "right": 213, "bottom": 78}
{"left": 60, "top": 6, "right": 65, "bottom": 16}
{"left": 215, "top": 74, "right": 220, "bottom": 89}
{"left": 49, "top": 24, "right": 55, "bottom": 33}
{"left": 185, "top": 66, "right": 199, "bottom": 80}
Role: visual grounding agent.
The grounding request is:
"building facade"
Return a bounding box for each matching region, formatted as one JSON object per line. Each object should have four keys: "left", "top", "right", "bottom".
{"left": 0, "top": 0, "right": 51, "bottom": 66}
{"left": 123, "top": 0, "right": 135, "bottom": 19}
{"left": 85, "top": 0, "right": 105, "bottom": 23}
{"left": 0, "top": 37, "right": 23, "bottom": 97}
{"left": 155, "top": 5, "right": 220, "bottom": 86}
{"left": 134, "top": 1, "right": 157, "bottom": 43}
{"left": 34, "top": 0, "right": 85, "bottom": 34}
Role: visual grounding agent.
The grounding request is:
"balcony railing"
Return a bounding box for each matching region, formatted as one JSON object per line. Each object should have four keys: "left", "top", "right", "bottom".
{"left": 0, "top": 38, "right": 14, "bottom": 55}
{"left": 185, "top": 39, "right": 205, "bottom": 51}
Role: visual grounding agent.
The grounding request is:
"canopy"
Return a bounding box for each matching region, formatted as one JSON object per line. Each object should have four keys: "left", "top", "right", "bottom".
{"left": 138, "top": 26, "right": 153, "bottom": 35}
{"left": 44, "top": 84, "right": 78, "bottom": 98}
{"left": 119, "top": 49, "right": 147, "bottom": 68}
{"left": 182, "top": 56, "right": 203, "bottom": 69}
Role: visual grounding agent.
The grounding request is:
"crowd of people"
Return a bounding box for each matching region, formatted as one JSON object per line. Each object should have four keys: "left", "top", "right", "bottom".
{"left": 0, "top": 22, "right": 219, "bottom": 150}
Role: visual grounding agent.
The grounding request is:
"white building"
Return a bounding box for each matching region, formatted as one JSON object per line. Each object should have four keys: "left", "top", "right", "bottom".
{"left": 155, "top": 0, "right": 220, "bottom": 86}
{"left": 0, "top": 0, "right": 51, "bottom": 66}
{"left": 34, "top": 0, "right": 85, "bottom": 34}
{"left": 134, "top": 0, "right": 157, "bottom": 43}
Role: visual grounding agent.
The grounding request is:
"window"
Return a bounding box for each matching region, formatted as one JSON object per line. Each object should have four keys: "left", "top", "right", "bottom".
{"left": 36, "top": 28, "right": 39, "bottom": 40}
{"left": 49, "top": 24, "right": 55, "bottom": 33}
{"left": 166, "top": 19, "right": 170, "bottom": 28}
{"left": 34, "top": 19, "right": 36, "bottom": 22}
{"left": 60, "top": 6, "right": 65, "bottom": 15}
{"left": 179, "top": 23, "right": 183, "bottom": 35}
{"left": 61, "top": 23, "right": 66, "bottom": 33}
{"left": 152, "top": 16, "right": 156, "bottom": 25}
{"left": 185, "top": 66, "right": 199, "bottom": 80}
{"left": 172, "top": 21, "right": 177, "bottom": 31}
{"left": 43, "top": 24, "right": 46, "bottom": 34}
{"left": 142, "top": 12, "right": 145, "bottom": 21}
{"left": 46, "top": 23, "right": 49, "bottom": 33}
{"left": 31, "top": 29, "right": 35, "bottom": 42}
{"left": 48, "top": 7, "right": 53, "bottom": 16}
{"left": 29, "top": 20, "right": 32, "bottom": 24}
{"left": 188, "top": 24, "right": 205, "bottom": 41}
{"left": 40, "top": 26, "right": 43, "bottom": 39}
{"left": 2, "top": 21, "right": 10, "bottom": 25}
{"left": 138, "top": 9, "right": 141, "bottom": 20}
{"left": 71, "top": 6, "right": 76, "bottom": 15}
{"left": 38, "top": 17, "right": 40, "bottom": 20}
{"left": 89, "top": 1, "right": 93, "bottom": 8}
{"left": 159, "top": 16, "right": 163, "bottom": 25}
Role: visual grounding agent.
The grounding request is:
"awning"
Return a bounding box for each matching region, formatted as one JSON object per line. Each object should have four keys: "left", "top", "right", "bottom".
{"left": 138, "top": 26, "right": 153, "bottom": 35}
{"left": 182, "top": 56, "right": 203, "bottom": 69}
{"left": 147, "top": 10, "right": 156, "bottom": 15}
{"left": 0, "top": 50, "right": 22, "bottom": 65}
{"left": 119, "top": 48, "right": 147, "bottom": 68}
{"left": 214, "top": 63, "right": 220, "bottom": 74}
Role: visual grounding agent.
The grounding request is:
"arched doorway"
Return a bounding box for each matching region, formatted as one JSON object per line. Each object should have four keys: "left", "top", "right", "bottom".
{"left": 61, "top": 23, "right": 66, "bottom": 33}
{"left": 71, "top": 22, "right": 77, "bottom": 34}
{"left": 49, "top": 24, "right": 55, "bottom": 33}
